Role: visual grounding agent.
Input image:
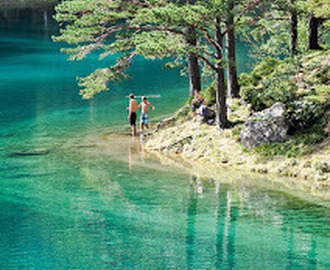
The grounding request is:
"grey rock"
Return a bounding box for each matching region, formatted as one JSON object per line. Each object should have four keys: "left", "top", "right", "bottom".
{"left": 240, "top": 102, "right": 288, "bottom": 148}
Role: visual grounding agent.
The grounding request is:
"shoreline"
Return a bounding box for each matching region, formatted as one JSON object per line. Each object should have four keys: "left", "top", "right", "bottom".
{"left": 75, "top": 130, "right": 329, "bottom": 206}
{"left": 145, "top": 116, "right": 330, "bottom": 201}
{"left": 149, "top": 151, "right": 330, "bottom": 205}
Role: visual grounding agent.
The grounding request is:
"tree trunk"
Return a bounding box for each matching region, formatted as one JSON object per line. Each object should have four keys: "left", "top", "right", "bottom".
{"left": 225, "top": 2, "right": 240, "bottom": 98}
{"left": 186, "top": 26, "right": 201, "bottom": 96}
{"left": 308, "top": 14, "right": 322, "bottom": 50}
{"left": 290, "top": 0, "right": 298, "bottom": 56}
{"left": 215, "top": 17, "right": 228, "bottom": 129}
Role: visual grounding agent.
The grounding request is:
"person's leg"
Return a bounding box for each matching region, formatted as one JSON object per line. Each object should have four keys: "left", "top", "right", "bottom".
{"left": 131, "top": 125, "right": 136, "bottom": 136}
{"left": 130, "top": 112, "right": 137, "bottom": 136}
{"left": 141, "top": 114, "right": 146, "bottom": 134}
{"left": 144, "top": 114, "right": 149, "bottom": 133}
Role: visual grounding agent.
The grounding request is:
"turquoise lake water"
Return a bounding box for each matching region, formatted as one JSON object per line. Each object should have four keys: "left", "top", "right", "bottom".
{"left": 0, "top": 7, "right": 329, "bottom": 270}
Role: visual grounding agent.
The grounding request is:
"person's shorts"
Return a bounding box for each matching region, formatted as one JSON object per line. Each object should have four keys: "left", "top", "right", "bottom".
{"left": 130, "top": 112, "right": 136, "bottom": 126}
{"left": 140, "top": 113, "right": 149, "bottom": 125}
{"left": 192, "top": 102, "right": 201, "bottom": 112}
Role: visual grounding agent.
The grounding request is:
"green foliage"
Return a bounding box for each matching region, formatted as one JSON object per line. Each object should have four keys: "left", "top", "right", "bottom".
{"left": 53, "top": 0, "right": 195, "bottom": 99}
{"left": 287, "top": 99, "right": 326, "bottom": 130}
{"left": 240, "top": 52, "right": 329, "bottom": 133}
{"left": 238, "top": 0, "right": 329, "bottom": 59}
{"left": 231, "top": 125, "right": 243, "bottom": 142}
{"left": 53, "top": 0, "right": 264, "bottom": 100}
{"left": 298, "top": 0, "right": 330, "bottom": 28}
{"left": 200, "top": 81, "right": 216, "bottom": 106}
{"left": 240, "top": 58, "right": 297, "bottom": 111}
{"left": 251, "top": 123, "right": 325, "bottom": 158}
{"left": 311, "top": 85, "right": 330, "bottom": 103}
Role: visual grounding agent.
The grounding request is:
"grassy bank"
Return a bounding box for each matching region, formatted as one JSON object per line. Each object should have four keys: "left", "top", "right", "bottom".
{"left": 145, "top": 51, "right": 330, "bottom": 200}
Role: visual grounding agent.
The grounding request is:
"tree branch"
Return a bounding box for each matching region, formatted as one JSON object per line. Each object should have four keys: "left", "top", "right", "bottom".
{"left": 90, "top": 24, "right": 186, "bottom": 46}
{"left": 196, "top": 54, "right": 216, "bottom": 71}
{"left": 106, "top": 51, "right": 136, "bottom": 79}
{"left": 204, "top": 50, "right": 217, "bottom": 59}
{"left": 105, "top": 24, "right": 185, "bottom": 37}
{"left": 194, "top": 25, "right": 223, "bottom": 53}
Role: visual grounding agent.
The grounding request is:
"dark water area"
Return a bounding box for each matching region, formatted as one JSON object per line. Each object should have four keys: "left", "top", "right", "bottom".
{"left": 0, "top": 6, "right": 329, "bottom": 270}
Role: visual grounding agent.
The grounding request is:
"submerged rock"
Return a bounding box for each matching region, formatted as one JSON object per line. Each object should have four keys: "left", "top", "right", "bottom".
{"left": 9, "top": 149, "right": 50, "bottom": 157}
{"left": 0, "top": 133, "right": 14, "bottom": 138}
{"left": 240, "top": 102, "right": 288, "bottom": 148}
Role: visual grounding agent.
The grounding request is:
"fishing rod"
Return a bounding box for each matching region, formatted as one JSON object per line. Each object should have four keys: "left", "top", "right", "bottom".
{"left": 125, "top": 94, "right": 161, "bottom": 98}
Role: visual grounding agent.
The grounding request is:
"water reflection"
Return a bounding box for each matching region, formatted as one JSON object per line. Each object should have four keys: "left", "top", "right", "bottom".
{"left": 1, "top": 152, "right": 329, "bottom": 270}
{"left": 182, "top": 175, "right": 329, "bottom": 270}
{"left": 186, "top": 175, "right": 198, "bottom": 269}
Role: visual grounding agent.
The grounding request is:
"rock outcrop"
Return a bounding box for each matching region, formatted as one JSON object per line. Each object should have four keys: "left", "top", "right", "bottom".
{"left": 240, "top": 102, "right": 288, "bottom": 148}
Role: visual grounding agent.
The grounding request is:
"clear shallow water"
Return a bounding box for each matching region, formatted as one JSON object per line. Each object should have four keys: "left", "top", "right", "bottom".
{"left": 0, "top": 7, "right": 329, "bottom": 270}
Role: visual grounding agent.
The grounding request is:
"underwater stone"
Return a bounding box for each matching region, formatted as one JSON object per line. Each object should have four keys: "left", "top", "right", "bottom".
{"left": 9, "top": 149, "right": 50, "bottom": 157}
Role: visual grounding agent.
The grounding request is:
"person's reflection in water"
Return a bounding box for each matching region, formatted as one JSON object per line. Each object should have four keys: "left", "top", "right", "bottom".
{"left": 140, "top": 144, "right": 146, "bottom": 164}
{"left": 128, "top": 138, "right": 134, "bottom": 172}
{"left": 128, "top": 138, "right": 146, "bottom": 172}
{"left": 186, "top": 175, "right": 199, "bottom": 270}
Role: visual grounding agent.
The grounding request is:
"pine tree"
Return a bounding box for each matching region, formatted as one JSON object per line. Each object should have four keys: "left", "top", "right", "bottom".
{"left": 54, "top": 0, "right": 262, "bottom": 129}
{"left": 225, "top": 0, "right": 240, "bottom": 98}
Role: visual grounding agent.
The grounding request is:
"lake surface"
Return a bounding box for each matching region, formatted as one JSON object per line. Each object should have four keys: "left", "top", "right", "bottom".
{"left": 0, "top": 7, "right": 329, "bottom": 270}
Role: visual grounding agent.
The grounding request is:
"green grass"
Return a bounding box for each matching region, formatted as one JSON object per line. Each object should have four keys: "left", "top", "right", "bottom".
{"left": 248, "top": 123, "right": 325, "bottom": 158}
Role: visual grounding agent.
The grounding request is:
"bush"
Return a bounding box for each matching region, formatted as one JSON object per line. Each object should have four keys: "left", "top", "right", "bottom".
{"left": 240, "top": 79, "right": 297, "bottom": 111}
{"left": 239, "top": 53, "right": 328, "bottom": 133}
{"left": 287, "top": 99, "right": 326, "bottom": 131}
{"left": 252, "top": 57, "right": 280, "bottom": 77}
{"left": 239, "top": 52, "right": 328, "bottom": 158}
{"left": 200, "top": 81, "right": 216, "bottom": 106}
{"left": 239, "top": 57, "right": 297, "bottom": 111}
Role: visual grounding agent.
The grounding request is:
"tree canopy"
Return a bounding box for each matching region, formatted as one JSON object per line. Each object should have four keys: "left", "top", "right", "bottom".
{"left": 53, "top": 0, "right": 327, "bottom": 129}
